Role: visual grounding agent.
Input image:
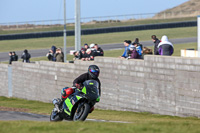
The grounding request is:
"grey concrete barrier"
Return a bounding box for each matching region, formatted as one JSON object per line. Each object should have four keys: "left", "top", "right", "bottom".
{"left": 1, "top": 55, "right": 200, "bottom": 118}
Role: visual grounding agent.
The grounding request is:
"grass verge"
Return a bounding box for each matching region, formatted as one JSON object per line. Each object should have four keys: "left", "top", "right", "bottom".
{"left": 0, "top": 96, "right": 200, "bottom": 133}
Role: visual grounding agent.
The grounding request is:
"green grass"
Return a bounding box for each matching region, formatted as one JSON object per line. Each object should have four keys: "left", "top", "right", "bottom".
{"left": 0, "top": 17, "right": 196, "bottom": 35}
{"left": 0, "top": 26, "right": 197, "bottom": 52}
{"left": 0, "top": 96, "right": 200, "bottom": 133}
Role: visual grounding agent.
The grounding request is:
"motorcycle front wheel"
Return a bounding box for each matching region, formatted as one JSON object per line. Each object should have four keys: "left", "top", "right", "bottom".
{"left": 50, "top": 110, "right": 63, "bottom": 122}
{"left": 73, "top": 103, "right": 90, "bottom": 121}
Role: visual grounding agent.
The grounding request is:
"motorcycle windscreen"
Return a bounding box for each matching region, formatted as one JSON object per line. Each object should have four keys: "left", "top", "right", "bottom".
{"left": 82, "top": 80, "right": 99, "bottom": 101}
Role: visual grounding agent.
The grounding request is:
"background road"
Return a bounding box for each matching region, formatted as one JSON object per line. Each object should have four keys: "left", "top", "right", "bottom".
{"left": 0, "top": 37, "right": 197, "bottom": 62}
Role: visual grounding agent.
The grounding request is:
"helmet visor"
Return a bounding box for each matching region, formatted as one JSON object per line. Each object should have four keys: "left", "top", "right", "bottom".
{"left": 89, "top": 69, "right": 99, "bottom": 76}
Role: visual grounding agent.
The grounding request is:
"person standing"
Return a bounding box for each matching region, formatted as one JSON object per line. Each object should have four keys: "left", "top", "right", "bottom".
{"left": 21, "top": 49, "right": 31, "bottom": 63}
{"left": 151, "top": 35, "right": 160, "bottom": 55}
{"left": 12, "top": 51, "right": 18, "bottom": 61}
{"left": 8, "top": 52, "right": 13, "bottom": 64}
{"left": 55, "top": 48, "right": 64, "bottom": 62}
{"left": 158, "top": 35, "right": 174, "bottom": 56}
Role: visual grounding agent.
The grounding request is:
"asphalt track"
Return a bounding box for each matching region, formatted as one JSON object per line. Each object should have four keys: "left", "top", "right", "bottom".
{"left": 0, "top": 111, "right": 130, "bottom": 123}
{"left": 0, "top": 37, "right": 197, "bottom": 62}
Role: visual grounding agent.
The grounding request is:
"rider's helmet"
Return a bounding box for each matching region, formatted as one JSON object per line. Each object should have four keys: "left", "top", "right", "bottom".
{"left": 88, "top": 65, "right": 100, "bottom": 79}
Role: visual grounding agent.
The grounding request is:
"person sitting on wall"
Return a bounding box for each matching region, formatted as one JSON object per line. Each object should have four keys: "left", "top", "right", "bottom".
{"left": 133, "top": 42, "right": 143, "bottom": 59}
{"left": 127, "top": 45, "right": 139, "bottom": 59}
{"left": 120, "top": 40, "right": 132, "bottom": 59}
{"left": 85, "top": 49, "right": 95, "bottom": 61}
{"left": 83, "top": 43, "right": 89, "bottom": 51}
{"left": 94, "top": 44, "right": 104, "bottom": 56}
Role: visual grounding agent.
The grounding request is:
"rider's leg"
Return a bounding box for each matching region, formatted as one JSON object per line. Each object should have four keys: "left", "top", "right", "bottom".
{"left": 58, "top": 87, "right": 74, "bottom": 107}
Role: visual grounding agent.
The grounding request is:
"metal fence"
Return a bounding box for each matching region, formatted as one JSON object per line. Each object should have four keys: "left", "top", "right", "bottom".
{"left": 0, "top": 10, "right": 199, "bottom": 31}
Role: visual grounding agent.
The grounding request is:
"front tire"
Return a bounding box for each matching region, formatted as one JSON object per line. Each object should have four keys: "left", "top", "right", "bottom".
{"left": 73, "top": 103, "right": 90, "bottom": 121}
{"left": 50, "top": 110, "right": 63, "bottom": 122}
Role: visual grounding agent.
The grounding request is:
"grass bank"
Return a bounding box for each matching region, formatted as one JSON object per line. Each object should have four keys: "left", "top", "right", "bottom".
{"left": 0, "top": 96, "right": 200, "bottom": 133}
{"left": 0, "top": 26, "right": 197, "bottom": 52}
{"left": 0, "top": 17, "right": 196, "bottom": 35}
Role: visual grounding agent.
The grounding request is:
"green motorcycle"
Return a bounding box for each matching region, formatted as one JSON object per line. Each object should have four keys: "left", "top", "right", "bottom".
{"left": 50, "top": 80, "right": 100, "bottom": 121}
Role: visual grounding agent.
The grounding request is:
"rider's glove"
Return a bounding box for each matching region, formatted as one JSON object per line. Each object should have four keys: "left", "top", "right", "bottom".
{"left": 75, "top": 83, "right": 81, "bottom": 89}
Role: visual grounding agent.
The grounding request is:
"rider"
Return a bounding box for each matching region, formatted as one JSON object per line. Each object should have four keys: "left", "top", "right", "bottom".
{"left": 57, "top": 65, "right": 101, "bottom": 108}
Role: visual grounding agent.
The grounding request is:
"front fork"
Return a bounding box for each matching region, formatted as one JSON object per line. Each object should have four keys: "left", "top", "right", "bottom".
{"left": 52, "top": 99, "right": 61, "bottom": 113}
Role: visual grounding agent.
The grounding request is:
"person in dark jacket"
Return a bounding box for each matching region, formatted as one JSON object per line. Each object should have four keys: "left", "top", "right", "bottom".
{"left": 46, "top": 46, "right": 57, "bottom": 61}
{"left": 94, "top": 44, "right": 104, "bottom": 56}
{"left": 12, "top": 51, "right": 18, "bottom": 61}
{"left": 57, "top": 65, "right": 101, "bottom": 110}
{"left": 21, "top": 49, "right": 31, "bottom": 63}
{"left": 151, "top": 35, "right": 160, "bottom": 55}
{"left": 158, "top": 35, "right": 174, "bottom": 56}
{"left": 8, "top": 52, "right": 13, "bottom": 64}
{"left": 85, "top": 49, "right": 95, "bottom": 61}
{"left": 128, "top": 45, "right": 139, "bottom": 59}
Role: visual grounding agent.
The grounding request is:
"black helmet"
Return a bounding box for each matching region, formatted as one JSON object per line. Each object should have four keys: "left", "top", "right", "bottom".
{"left": 88, "top": 65, "right": 100, "bottom": 79}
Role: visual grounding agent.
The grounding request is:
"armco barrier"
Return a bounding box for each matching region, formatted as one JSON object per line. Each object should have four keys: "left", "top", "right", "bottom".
{"left": 1, "top": 55, "right": 200, "bottom": 118}
{"left": 0, "top": 21, "right": 197, "bottom": 41}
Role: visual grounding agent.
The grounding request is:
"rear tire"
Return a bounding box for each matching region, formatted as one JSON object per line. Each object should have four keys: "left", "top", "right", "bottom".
{"left": 73, "top": 103, "right": 90, "bottom": 121}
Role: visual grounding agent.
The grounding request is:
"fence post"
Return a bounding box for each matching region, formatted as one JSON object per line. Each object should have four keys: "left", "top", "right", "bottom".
{"left": 8, "top": 65, "right": 12, "bottom": 97}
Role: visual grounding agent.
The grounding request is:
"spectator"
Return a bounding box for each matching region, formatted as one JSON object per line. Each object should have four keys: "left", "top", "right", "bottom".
{"left": 120, "top": 40, "right": 132, "bottom": 59}
{"left": 80, "top": 48, "right": 88, "bottom": 61}
{"left": 46, "top": 50, "right": 53, "bottom": 61}
{"left": 73, "top": 51, "right": 81, "bottom": 60}
{"left": 133, "top": 38, "right": 143, "bottom": 50}
{"left": 12, "top": 51, "right": 18, "bottom": 61}
{"left": 151, "top": 35, "right": 160, "bottom": 55}
{"left": 83, "top": 43, "right": 89, "bottom": 51}
{"left": 8, "top": 52, "right": 13, "bottom": 64}
{"left": 46, "top": 46, "right": 57, "bottom": 61}
{"left": 90, "top": 43, "right": 95, "bottom": 50}
{"left": 158, "top": 35, "right": 174, "bottom": 56}
{"left": 85, "top": 49, "right": 95, "bottom": 61}
{"left": 21, "top": 49, "right": 31, "bottom": 63}
{"left": 94, "top": 44, "right": 104, "bottom": 56}
{"left": 133, "top": 42, "right": 143, "bottom": 59}
{"left": 55, "top": 48, "right": 64, "bottom": 62}
{"left": 128, "top": 45, "right": 139, "bottom": 59}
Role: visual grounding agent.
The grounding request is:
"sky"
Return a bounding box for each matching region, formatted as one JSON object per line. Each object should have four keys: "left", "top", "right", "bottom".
{"left": 0, "top": 0, "right": 189, "bottom": 24}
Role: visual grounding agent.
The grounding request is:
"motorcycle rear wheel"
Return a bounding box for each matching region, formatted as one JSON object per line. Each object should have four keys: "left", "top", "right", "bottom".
{"left": 73, "top": 103, "right": 90, "bottom": 121}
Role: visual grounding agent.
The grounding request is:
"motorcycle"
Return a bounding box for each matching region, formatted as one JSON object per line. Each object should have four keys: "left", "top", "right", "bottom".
{"left": 50, "top": 80, "right": 100, "bottom": 121}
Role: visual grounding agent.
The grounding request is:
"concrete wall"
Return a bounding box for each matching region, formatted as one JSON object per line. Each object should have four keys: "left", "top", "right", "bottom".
{"left": 1, "top": 55, "right": 200, "bottom": 118}
{"left": 0, "top": 64, "right": 9, "bottom": 97}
